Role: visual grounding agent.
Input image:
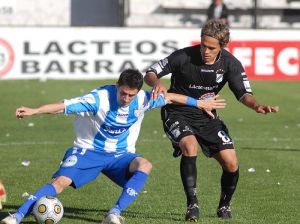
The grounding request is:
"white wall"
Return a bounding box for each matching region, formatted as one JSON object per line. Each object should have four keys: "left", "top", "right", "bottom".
{"left": 0, "top": 0, "right": 70, "bottom": 26}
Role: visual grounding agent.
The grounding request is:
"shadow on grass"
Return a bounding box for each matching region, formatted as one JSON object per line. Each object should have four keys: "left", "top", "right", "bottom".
{"left": 0, "top": 204, "right": 184, "bottom": 223}
{"left": 240, "top": 146, "right": 300, "bottom": 152}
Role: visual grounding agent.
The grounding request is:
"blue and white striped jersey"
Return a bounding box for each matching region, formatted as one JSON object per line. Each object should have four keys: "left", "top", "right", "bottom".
{"left": 64, "top": 85, "right": 166, "bottom": 153}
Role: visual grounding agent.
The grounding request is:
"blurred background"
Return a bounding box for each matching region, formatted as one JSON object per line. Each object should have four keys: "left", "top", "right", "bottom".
{"left": 0, "top": 0, "right": 299, "bottom": 80}
{"left": 1, "top": 0, "right": 300, "bottom": 28}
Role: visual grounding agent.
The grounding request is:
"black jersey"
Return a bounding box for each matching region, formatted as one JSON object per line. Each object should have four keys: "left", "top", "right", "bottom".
{"left": 147, "top": 44, "right": 253, "bottom": 118}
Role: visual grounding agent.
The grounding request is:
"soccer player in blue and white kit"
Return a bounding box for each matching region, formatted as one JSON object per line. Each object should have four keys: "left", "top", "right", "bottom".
{"left": 2, "top": 69, "right": 226, "bottom": 224}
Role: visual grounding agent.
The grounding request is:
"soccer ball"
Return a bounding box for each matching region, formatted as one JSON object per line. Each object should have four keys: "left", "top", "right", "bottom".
{"left": 32, "top": 196, "right": 64, "bottom": 224}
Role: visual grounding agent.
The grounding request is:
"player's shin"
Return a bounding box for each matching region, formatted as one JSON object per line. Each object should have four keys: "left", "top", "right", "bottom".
{"left": 15, "top": 183, "right": 57, "bottom": 222}
{"left": 180, "top": 155, "right": 198, "bottom": 205}
{"left": 109, "top": 170, "right": 148, "bottom": 214}
{"left": 218, "top": 168, "right": 239, "bottom": 208}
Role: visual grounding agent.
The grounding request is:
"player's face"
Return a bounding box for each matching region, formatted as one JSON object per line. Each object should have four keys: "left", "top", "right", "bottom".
{"left": 117, "top": 85, "right": 139, "bottom": 106}
{"left": 200, "top": 35, "right": 221, "bottom": 65}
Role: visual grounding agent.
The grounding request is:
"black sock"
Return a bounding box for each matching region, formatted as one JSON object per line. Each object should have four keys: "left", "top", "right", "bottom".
{"left": 180, "top": 155, "right": 198, "bottom": 206}
{"left": 218, "top": 168, "right": 239, "bottom": 208}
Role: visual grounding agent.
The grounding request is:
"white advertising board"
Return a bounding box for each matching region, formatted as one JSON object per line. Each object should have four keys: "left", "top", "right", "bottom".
{"left": 0, "top": 27, "right": 299, "bottom": 80}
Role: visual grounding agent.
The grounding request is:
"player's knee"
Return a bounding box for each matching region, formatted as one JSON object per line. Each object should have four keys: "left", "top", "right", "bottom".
{"left": 180, "top": 143, "right": 198, "bottom": 156}
{"left": 215, "top": 149, "right": 238, "bottom": 172}
{"left": 137, "top": 158, "right": 153, "bottom": 174}
{"left": 51, "top": 176, "right": 72, "bottom": 194}
{"left": 179, "top": 136, "right": 198, "bottom": 156}
{"left": 223, "top": 160, "right": 239, "bottom": 172}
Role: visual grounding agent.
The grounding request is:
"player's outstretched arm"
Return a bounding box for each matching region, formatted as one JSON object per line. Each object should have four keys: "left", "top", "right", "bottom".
{"left": 16, "top": 102, "right": 65, "bottom": 119}
{"left": 165, "top": 93, "right": 226, "bottom": 118}
{"left": 165, "top": 93, "right": 226, "bottom": 110}
{"left": 240, "top": 94, "right": 279, "bottom": 114}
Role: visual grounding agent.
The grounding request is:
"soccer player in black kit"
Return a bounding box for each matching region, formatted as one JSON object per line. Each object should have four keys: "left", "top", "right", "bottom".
{"left": 144, "top": 19, "right": 278, "bottom": 222}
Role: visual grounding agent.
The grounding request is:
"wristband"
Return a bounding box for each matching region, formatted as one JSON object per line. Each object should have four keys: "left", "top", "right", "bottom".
{"left": 186, "top": 97, "right": 198, "bottom": 107}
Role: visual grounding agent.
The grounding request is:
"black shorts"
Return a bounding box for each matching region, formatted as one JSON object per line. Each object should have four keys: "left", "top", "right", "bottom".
{"left": 161, "top": 107, "right": 235, "bottom": 157}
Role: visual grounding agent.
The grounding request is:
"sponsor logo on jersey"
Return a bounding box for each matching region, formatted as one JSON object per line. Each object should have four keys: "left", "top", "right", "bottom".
{"left": 201, "top": 69, "right": 214, "bottom": 72}
{"left": 243, "top": 81, "right": 252, "bottom": 92}
{"left": 61, "top": 155, "right": 78, "bottom": 167}
{"left": 103, "top": 125, "right": 127, "bottom": 135}
{"left": 159, "top": 58, "right": 168, "bottom": 67}
{"left": 240, "top": 72, "right": 252, "bottom": 92}
{"left": 134, "top": 109, "right": 143, "bottom": 117}
{"left": 189, "top": 84, "right": 218, "bottom": 91}
{"left": 150, "top": 58, "right": 168, "bottom": 74}
{"left": 200, "top": 93, "right": 215, "bottom": 100}
{"left": 216, "top": 69, "right": 224, "bottom": 83}
{"left": 117, "top": 113, "right": 129, "bottom": 117}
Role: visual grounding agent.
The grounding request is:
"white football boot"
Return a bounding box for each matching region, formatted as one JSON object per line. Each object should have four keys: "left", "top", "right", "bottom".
{"left": 102, "top": 213, "right": 124, "bottom": 224}
{"left": 1, "top": 213, "right": 18, "bottom": 224}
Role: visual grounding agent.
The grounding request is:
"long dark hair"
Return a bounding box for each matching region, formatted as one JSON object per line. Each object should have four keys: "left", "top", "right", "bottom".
{"left": 201, "top": 19, "right": 230, "bottom": 48}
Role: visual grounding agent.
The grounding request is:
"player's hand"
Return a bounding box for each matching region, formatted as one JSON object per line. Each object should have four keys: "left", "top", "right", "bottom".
{"left": 16, "top": 106, "right": 36, "bottom": 119}
{"left": 151, "top": 80, "right": 167, "bottom": 99}
{"left": 199, "top": 95, "right": 226, "bottom": 118}
{"left": 255, "top": 105, "right": 279, "bottom": 114}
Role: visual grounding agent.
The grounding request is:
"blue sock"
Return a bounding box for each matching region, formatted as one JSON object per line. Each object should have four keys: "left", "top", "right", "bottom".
{"left": 15, "top": 183, "right": 57, "bottom": 222}
{"left": 109, "top": 171, "right": 148, "bottom": 214}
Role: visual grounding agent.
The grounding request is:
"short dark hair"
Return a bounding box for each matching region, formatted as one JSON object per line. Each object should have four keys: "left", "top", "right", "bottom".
{"left": 201, "top": 19, "right": 230, "bottom": 48}
{"left": 117, "top": 69, "right": 143, "bottom": 90}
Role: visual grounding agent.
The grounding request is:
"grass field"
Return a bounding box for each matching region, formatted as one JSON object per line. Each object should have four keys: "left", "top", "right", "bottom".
{"left": 0, "top": 80, "right": 299, "bottom": 224}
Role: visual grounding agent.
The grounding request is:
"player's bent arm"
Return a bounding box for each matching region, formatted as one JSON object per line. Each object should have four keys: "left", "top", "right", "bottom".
{"left": 165, "top": 93, "right": 226, "bottom": 110}
{"left": 239, "top": 94, "right": 279, "bottom": 114}
{"left": 16, "top": 102, "right": 65, "bottom": 119}
{"left": 239, "top": 94, "right": 259, "bottom": 110}
{"left": 145, "top": 72, "right": 167, "bottom": 99}
{"left": 144, "top": 72, "right": 159, "bottom": 87}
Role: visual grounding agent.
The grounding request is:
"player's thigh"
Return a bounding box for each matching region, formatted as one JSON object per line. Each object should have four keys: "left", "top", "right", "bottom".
{"left": 213, "top": 149, "right": 238, "bottom": 172}
{"left": 129, "top": 157, "right": 152, "bottom": 174}
{"left": 52, "top": 147, "right": 107, "bottom": 189}
{"left": 53, "top": 166, "right": 102, "bottom": 189}
{"left": 196, "top": 119, "right": 235, "bottom": 157}
{"left": 161, "top": 112, "right": 195, "bottom": 148}
{"left": 179, "top": 135, "right": 198, "bottom": 156}
{"left": 103, "top": 152, "right": 139, "bottom": 187}
{"left": 51, "top": 176, "right": 72, "bottom": 194}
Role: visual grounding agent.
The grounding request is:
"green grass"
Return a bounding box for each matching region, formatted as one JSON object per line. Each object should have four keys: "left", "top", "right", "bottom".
{"left": 0, "top": 80, "right": 299, "bottom": 223}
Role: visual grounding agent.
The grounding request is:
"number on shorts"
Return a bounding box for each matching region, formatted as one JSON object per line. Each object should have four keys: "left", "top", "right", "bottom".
{"left": 218, "top": 131, "right": 231, "bottom": 143}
